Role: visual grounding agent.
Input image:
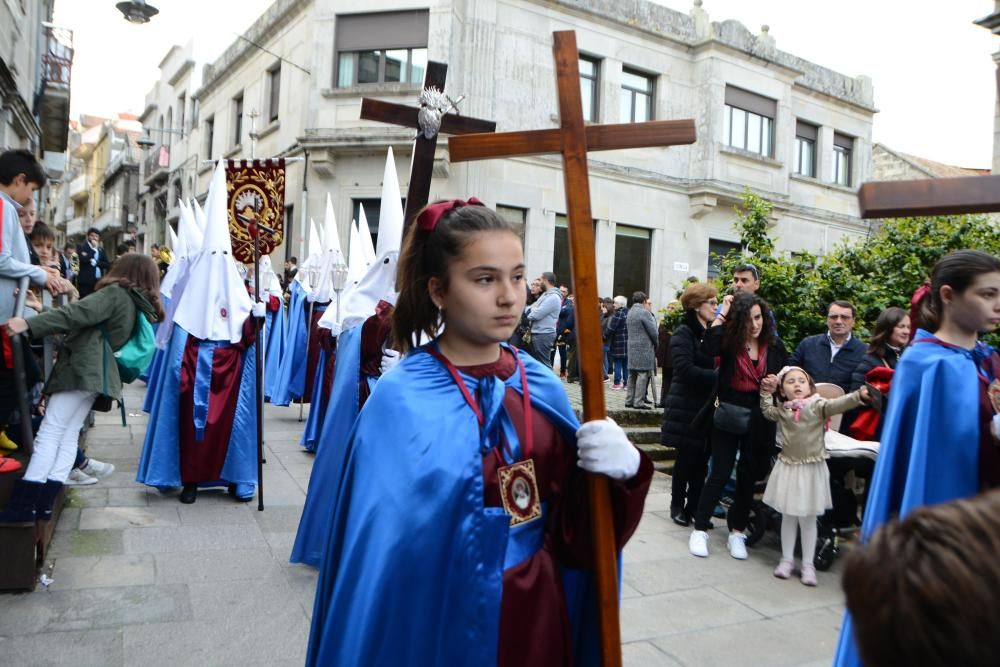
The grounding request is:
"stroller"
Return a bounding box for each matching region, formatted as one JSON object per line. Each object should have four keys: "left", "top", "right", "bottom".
{"left": 744, "top": 383, "right": 879, "bottom": 572}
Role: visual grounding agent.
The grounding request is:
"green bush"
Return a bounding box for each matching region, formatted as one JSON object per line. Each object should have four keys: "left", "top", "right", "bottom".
{"left": 665, "top": 189, "right": 1000, "bottom": 349}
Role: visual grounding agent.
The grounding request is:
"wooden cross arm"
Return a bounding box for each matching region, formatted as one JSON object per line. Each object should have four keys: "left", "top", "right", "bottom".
{"left": 360, "top": 98, "right": 497, "bottom": 135}
{"left": 448, "top": 118, "right": 696, "bottom": 162}
{"left": 858, "top": 174, "right": 1000, "bottom": 218}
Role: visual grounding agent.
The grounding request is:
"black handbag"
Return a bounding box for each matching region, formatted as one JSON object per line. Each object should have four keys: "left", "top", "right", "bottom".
{"left": 713, "top": 399, "right": 751, "bottom": 434}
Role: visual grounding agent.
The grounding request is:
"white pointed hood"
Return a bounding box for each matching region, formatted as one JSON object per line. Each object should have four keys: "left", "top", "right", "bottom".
{"left": 335, "top": 150, "right": 404, "bottom": 333}
{"left": 190, "top": 199, "right": 207, "bottom": 250}
{"left": 166, "top": 222, "right": 179, "bottom": 253}
{"left": 309, "top": 194, "right": 345, "bottom": 303}
{"left": 258, "top": 255, "right": 283, "bottom": 297}
{"left": 359, "top": 205, "right": 376, "bottom": 267}
{"left": 171, "top": 161, "right": 253, "bottom": 343}
{"left": 159, "top": 199, "right": 196, "bottom": 300}
{"left": 294, "top": 217, "right": 324, "bottom": 291}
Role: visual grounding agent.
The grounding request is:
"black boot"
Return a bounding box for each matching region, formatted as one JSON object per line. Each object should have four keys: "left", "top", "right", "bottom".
{"left": 0, "top": 479, "right": 43, "bottom": 523}
{"left": 179, "top": 484, "right": 198, "bottom": 504}
{"left": 36, "top": 479, "right": 64, "bottom": 521}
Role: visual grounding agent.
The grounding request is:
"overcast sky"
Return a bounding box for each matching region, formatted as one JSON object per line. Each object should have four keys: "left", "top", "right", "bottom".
{"left": 56, "top": 0, "right": 998, "bottom": 168}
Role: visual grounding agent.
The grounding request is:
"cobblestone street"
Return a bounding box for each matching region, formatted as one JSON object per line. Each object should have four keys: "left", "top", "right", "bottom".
{"left": 0, "top": 382, "right": 845, "bottom": 666}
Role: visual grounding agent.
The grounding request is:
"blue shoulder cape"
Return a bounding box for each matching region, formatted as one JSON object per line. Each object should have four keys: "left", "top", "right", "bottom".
{"left": 834, "top": 329, "right": 989, "bottom": 666}
{"left": 305, "top": 344, "right": 609, "bottom": 667}
{"left": 263, "top": 292, "right": 286, "bottom": 401}
{"left": 141, "top": 293, "right": 171, "bottom": 413}
{"left": 135, "top": 322, "right": 259, "bottom": 494}
{"left": 291, "top": 324, "right": 362, "bottom": 565}
{"left": 270, "top": 281, "right": 308, "bottom": 406}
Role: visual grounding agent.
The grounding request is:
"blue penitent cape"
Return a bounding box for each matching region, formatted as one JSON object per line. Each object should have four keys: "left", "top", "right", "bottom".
{"left": 263, "top": 292, "right": 286, "bottom": 401}
{"left": 270, "top": 281, "right": 308, "bottom": 406}
{"left": 306, "top": 343, "right": 608, "bottom": 666}
{"left": 136, "top": 320, "right": 259, "bottom": 496}
{"left": 291, "top": 324, "right": 363, "bottom": 565}
{"left": 833, "top": 329, "right": 992, "bottom": 666}
{"left": 141, "top": 293, "right": 171, "bottom": 413}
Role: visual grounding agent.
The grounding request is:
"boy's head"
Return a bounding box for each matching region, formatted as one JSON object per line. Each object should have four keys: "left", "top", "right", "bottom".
{"left": 843, "top": 489, "right": 1000, "bottom": 667}
{"left": 30, "top": 221, "right": 55, "bottom": 265}
{"left": 17, "top": 196, "right": 37, "bottom": 233}
{"left": 776, "top": 365, "right": 815, "bottom": 400}
{"left": 0, "top": 149, "right": 47, "bottom": 204}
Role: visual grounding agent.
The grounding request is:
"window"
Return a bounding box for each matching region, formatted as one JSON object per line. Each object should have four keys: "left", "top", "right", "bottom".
{"left": 553, "top": 215, "right": 597, "bottom": 290}
{"left": 707, "top": 239, "right": 741, "bottom": 280}
{"left": 232, "top": 94, "right": 244, "bottom": 147}
{"left": 795, "top": 120, "right": 817, "bottom": 177}
{"left": 268, "top": 65, "right": 281, "bottom": 123}
{"left": 833, "top": 132, "right": 853, "bottom": 186}
{"left": 723, "top": 86, "right": 776, "bottom": 157}
{"left": 579, "top": 56, "right": 600, "bottom": 122}
{"left": 204, "top": 116, "right": 214, "bottom": 158}
{"left": 496, "top": 205, "right": 526, "bottom": 242}
{"left": 284, "top": 204, "right": 294, "bottom": 264}
{"left": 191, "top": 97, "right": 199, "bottom": 126}
{"left": 620, "top": 68, "right": 654, "bottom": 122}
{"left": 352, "top": 196, "right": 404, "bottom": 251}
{"left": 165, "top": 108, "right": 173, "bottom": 145}
{"left": 613, "top": 225, "right": 651, "bottom": 296}
{"left": 178, "top": 93, "right": 186, "bottom": 135}
{"left": 335, "top": 11, "right": 429, "bottom": 87}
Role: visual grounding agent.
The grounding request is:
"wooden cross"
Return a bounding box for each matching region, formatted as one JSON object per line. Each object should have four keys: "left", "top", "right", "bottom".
{"left": 448, "top": 31, "right": 696, "bottom": 666}
{"left": 858, "top": 174, "right": 1000, "bottom": 218}
{"left": 359, "top": 61, "right": 497, "bottom": 228}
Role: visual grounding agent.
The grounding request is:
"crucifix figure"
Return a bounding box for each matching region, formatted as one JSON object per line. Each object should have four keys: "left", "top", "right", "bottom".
{"left": 360, "top": 61, "right": 497, "bottom": 229}
{"left": 448, "top": 31, "right": 696, "bottom": 666}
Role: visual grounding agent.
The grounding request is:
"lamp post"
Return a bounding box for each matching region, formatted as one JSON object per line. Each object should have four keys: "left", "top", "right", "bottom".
{"left": 116, "top": 0, "right": 159, "bottom": 23}
{"left": 332, "top": 260, "right": 349, "bottom": 331}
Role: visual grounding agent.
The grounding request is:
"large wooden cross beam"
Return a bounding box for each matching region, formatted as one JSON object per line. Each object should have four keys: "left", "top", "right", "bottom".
{"left": 449, "top": 31, "right": 696, "bottom": 666}
{"left": 359, "top": 61, "right": 497, "bottom": 229}
{"left": 858, "top": 173, "right": 1000, "bottom": 218}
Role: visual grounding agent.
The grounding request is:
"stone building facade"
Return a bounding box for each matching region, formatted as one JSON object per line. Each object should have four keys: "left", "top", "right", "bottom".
{"left": 142, "top": 0, "right": 876, "bottom": 304}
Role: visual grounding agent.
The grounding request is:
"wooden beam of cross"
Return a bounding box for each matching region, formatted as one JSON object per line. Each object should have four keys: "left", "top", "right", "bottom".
{"left": 448, "top": 31, "right": 696, "bottom": 666}
{"left": 359, "top": 61, "right": 497, "bottom": 230}
{"left": 858, "top": 174, "right": 1000, "bottom": 218}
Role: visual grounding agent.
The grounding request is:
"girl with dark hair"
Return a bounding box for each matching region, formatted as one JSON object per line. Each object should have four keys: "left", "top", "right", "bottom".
{"left": 661, "top": 282, "right": 718, "bottom": 526}
{"left": 850, "top": 306, "right": 910, "bottom": 391}
{"left": 689, "top": 291, "right": 787, "bottom": 559}
{"left": 307, "top": 199, "right": 652, "bottom": 666}
{"left": 0, "top": 253, "right": 162, "bottom": 523}
{"left": 834, "top": 249, "right": 1000, "bottom": 667}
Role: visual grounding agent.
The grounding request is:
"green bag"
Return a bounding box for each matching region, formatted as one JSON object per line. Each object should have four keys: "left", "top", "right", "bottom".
{"left": 102, "top": 313, "right": 155, "bottom": 384}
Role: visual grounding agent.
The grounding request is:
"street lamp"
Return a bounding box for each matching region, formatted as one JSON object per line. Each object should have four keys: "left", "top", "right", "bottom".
{"left": 136, "top": 127, "right": 185, "bottom": 149}
{"left": 299, "top": 260, "right": 325, "bottom": 422}
{"left": 332, "top": 260, "right": 349, "bottom": 330}
{"left": 116, "top": 1, "right": 159, "bottom": 24}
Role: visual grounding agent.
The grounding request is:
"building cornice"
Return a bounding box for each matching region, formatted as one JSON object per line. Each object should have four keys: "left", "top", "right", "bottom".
{"left": 168, "top": 59, "right": 195, "bottom": 87}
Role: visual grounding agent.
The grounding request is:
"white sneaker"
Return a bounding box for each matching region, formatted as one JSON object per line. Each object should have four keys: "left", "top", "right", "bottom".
{"left": 65, "top": 468, "right": 98, "bottom": 486}
{"left": 728, "top": 532, "right": 749, "bottom": 560}
{"left": 688, "top": 530, "right": 709, "bottom": 558}
{"left": 81, "top": 458, "right": 115, "bottom": 479}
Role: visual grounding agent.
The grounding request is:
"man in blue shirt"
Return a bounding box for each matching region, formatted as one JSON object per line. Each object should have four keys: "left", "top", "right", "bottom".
{"left": 789, "top": 300, "right": 866, "bottom": 392}
{"left": 526, "top": 271, "right": 561, "bottom": 368}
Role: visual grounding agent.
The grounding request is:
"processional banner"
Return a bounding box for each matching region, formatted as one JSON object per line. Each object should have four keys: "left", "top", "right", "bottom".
{"left": 226, "top": 159, "right": 285, "bottom": 262}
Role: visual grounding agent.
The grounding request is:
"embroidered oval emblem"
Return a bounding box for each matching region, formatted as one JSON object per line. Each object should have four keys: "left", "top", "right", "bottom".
{"left": 220, "top": 307, "right": 228, "bottom": 319}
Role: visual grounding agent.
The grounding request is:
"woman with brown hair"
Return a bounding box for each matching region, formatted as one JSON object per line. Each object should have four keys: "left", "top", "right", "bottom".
{"left": 0, "top": 253, "right": 163, "bottom": 522}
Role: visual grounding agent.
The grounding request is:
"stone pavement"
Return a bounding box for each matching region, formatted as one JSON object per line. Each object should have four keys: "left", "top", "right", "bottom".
{"left": 0, "top": 382, "right": 846, "bottom": 666}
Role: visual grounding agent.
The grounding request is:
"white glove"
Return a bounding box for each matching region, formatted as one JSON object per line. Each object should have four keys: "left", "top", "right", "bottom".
{"left": 90, "top": 258, "right": 96, "bottom": 267}
{"left": 575, "top": 418, "right": 640, "bottom": 481}
{"left": 380, "top": 348, "right": 401, "bottom": 374}
{"left": 251, "top": 301, "right": 266, "bottom": 318}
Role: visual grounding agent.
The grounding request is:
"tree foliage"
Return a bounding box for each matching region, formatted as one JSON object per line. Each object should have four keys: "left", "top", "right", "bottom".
{"left": 663, "top": 189, "right": 1000, "bottom": 349}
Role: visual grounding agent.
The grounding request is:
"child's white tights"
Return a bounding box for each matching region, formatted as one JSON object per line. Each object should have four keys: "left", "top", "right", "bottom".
{"left": 780, "top": 513, "right": 818, "bottom": 565}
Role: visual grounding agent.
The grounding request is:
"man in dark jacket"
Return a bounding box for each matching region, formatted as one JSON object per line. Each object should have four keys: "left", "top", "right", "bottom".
{"left": 789, "top": 300, "right": 866, "bottom": 392}
{"left": 557, "top": 295, "right": 577, "bottom": 382}
{"left": 76, "top": 227, "right": 109, "bottom": 298}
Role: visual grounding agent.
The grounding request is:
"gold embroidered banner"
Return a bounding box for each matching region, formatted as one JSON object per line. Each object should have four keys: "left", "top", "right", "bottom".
{"left": 226, "top": 159, "right": 285, "bottom": 263}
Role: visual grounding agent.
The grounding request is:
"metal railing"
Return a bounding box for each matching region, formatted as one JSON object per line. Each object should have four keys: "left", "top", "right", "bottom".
{"left": 42, "top": 26, "right": 74, "bottom": 87}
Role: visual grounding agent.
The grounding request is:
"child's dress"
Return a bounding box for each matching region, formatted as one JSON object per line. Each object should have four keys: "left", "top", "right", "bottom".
{"left": 760, "top": 392, "right": 864, "bottom": 516}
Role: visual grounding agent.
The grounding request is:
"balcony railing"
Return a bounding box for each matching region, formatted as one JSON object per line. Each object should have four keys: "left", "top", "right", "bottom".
{"left": 143, "top": 145, "right": 170, "bottom": 185}
{"left": 68, "top": 173, "right": 88, "bottom": 201}
{"left": 42, "top": 26, "right": 73, "bottom": 87}
{"left": 66, "top": 215, "right": 87, "bottom": 237}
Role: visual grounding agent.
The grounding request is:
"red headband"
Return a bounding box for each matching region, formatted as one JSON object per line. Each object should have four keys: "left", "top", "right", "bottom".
{"left": 416, "top": 197, "right": 484, "bottom": 232}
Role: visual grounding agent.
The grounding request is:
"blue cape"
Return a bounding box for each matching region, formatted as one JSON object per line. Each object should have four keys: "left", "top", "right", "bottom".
{"left": 305, "top": 343, "right": 609, "bottom": 666}
{"left": 135, "top": 322, "right": 259, "bottom": 494}
{"left": 834, "top": 329, "right": 990, "bottom": 666}
{"left": 270, "top": 281, "right": 308, "bottom": 406}
{"left": 299, "top": 340, "right": 333, "bottom": 452}
{"left": 141, "top": 293, "right": 171, "bottom": 413}
{"left": 291, "top": 324, "right": 363, "bottom": 565}
{"left": 263, "top": 292, "right": 286, "bottom": 401}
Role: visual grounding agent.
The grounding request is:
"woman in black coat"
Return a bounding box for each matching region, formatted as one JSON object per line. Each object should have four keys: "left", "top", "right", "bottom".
{"left": 661, "top": 283, "right": 719, "bottom": 526}
{"left": 689, "top": 292, "right": 787, "bottom": 560}
{"left": 850, "top": 306, "right": 910, "bottom": 391}
{"left": 660, "top": 283, "right": 718, "bottom": 526}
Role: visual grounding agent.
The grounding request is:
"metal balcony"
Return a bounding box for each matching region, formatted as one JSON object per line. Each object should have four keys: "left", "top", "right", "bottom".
{"left": 39, "top": 26, "right": 74, "bottom": 153}
{"left": 143, "top": 145, "right": 170, "bottom": 186}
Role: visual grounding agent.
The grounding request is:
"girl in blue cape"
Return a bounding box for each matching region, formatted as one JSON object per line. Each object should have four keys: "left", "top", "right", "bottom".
{"left": 834, "top": 249, "right": 1000, "bottom": 666}
{"left": 306, "top": 199, "right": 653, "bottom": 666}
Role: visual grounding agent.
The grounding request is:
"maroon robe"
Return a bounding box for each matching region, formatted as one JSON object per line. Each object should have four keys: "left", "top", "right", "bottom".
{"left": 460, "top": 348, "right": 653, "bottom": 667}
{"left": 302, "top": 302, "right": 330, "bottom": 402}
{"left": 357, "top": 300, "right": 394, "bottom": 408}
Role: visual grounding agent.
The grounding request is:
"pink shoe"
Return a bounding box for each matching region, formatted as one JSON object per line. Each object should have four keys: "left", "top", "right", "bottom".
{"left": 773, "top": 559, "right": 794, "bottom": 579}
{"left": 800, "top": 563, "right": 817, "bottom": 586}
{"left": 612, "top": 384, "right": 622, "bottom": 390}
